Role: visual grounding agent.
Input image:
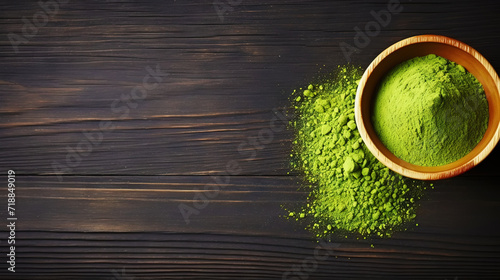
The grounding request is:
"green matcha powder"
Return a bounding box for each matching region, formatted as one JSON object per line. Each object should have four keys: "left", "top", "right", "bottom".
{"left": 288, "top": 66, "right": 427, "bottom": 238}
{"left": 373, "top": 54, "right": 489, "bottom": 166}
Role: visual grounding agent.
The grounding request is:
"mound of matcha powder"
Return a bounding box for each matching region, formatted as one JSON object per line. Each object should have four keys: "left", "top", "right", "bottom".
{"left": 288, "top": 66, "right": 427, "bottom": 238}
{"left": 372, "top": 54, "right": 489, "bottom": 166}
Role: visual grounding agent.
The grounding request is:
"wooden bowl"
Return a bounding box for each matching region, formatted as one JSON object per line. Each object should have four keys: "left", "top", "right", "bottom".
{"left": 355, "top": 35, "right": 500, "bottom": 180}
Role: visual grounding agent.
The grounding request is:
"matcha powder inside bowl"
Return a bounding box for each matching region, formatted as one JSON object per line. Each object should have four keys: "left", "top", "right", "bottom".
{"left": 372, "top": 54, "right": 489, "bottom": 166}
{"left": 287, "top": 66, "right": 428, "bottom": 238}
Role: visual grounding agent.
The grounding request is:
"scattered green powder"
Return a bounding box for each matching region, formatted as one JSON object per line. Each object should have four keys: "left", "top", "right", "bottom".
{"left": 372, "top": 54, "right": 489, "bottom": 166}
{"left": 288, "top": 66, "right": 426, "bottom": 238}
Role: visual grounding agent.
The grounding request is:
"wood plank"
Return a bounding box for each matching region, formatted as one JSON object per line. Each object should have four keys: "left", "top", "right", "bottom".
{"left": 0, "top": 229, "right": 498, "bottom": 279}
{"left": 1, "top": 175, "right": 499, "bottom": 235}
{"left": 0, "top": 175, "right": 498, "bottom": 279}
{"left": 1, "top": 1, "right": 500, "bottom": 176}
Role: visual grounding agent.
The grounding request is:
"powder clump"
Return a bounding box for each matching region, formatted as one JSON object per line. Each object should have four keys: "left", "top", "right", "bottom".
{"left": 372, "top": 54, "right": 489, "bottom": 166}
{"left": 288, "top": 66, "right": 426, "bottom": 238}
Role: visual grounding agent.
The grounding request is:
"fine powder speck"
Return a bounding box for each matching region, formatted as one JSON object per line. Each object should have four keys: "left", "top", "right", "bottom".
{"left": 287, "top": 66, "right": 427, "bottom": 238}
{"left": 372, "top": 54, "right": 489, "bottom": 166}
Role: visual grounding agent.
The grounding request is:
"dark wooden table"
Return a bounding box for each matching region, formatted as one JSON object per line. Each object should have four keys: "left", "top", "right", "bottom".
{"left": 1, "top": 0, "right": 500, "bottom": 279}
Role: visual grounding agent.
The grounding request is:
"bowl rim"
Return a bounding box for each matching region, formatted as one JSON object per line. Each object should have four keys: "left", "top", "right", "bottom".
{"left": 354, "top": 34, "right": 500, "bottom": 180}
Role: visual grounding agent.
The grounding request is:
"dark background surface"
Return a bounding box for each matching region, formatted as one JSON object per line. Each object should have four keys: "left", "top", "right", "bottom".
{"left": 1, "top": 0, "right": 500, "bottom": 279}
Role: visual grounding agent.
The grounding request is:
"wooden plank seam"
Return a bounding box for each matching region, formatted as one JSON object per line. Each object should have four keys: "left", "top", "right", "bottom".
{"left": 50, "top": 64, "right": 170, "bottom": 182}
{"left": 177, "top": 107, "right": 291, "bottom": 225}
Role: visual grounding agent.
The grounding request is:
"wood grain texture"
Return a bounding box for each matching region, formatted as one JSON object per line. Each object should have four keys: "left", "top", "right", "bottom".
{"left": 1, "top": 0, "right": 500, "bottom": 279}
{"left": 1, "top": 176, "right": 500, "bottom": 279}
{"left": 2, "top": 0, "right": 500, "bottom": 176}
